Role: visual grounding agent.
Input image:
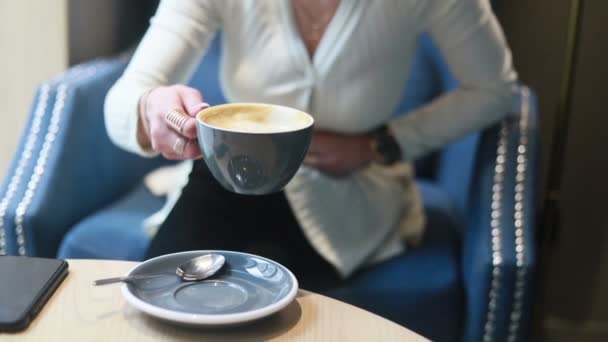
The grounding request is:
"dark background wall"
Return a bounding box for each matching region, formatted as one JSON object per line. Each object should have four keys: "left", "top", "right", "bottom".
{"left": 496, "top": 1, "right": 608, "bottom": 341}
{"left": 68, "top": 0, "right": 157, "bottom": 65}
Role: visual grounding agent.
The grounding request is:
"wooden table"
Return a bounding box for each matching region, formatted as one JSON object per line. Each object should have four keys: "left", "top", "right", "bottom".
{"left": 3, "top": 260, "right": 427, "bottom": 341}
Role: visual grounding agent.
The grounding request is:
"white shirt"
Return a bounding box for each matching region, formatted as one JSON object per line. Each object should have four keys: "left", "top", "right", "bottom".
{"left": 105, "top": 0, "right": 518, "bottom": 277}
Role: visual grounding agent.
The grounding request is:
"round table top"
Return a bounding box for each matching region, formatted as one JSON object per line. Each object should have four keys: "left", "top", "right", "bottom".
{"left": 3, "top": 259, "right": 427, "bottom": 341}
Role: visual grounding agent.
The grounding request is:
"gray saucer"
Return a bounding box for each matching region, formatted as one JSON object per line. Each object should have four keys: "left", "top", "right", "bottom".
{"left": 121, "top": 250, "right": 299, "bottom": 326}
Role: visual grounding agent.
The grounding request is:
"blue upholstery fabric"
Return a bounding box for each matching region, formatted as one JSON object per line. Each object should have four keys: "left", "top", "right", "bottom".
{"left": 0, "top": 86, "right": 57, "bottom": 256}
{"left": 0, "top": 61, "right": 168, "bottom": 257}
{"left": 418, "top": 179, "right": 464, "bottom": 233}
{"left": 437, "top": 134, "right": 480, "bottom": 217}
{"left": 57, "top": 183, "right": 163, "bottom": 260}
{"left": 462, "top": 92, "right": 539, "bottom": 342}
{"left": 327, "top": 181, "right": 464, "bottom": 342}
{"left": 1, "top": 32, "right": 540, "bottom": 341}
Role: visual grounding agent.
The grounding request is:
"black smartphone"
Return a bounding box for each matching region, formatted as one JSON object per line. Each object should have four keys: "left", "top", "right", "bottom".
{"left": 0, "top": 256, "right": 69, "bottom": 332}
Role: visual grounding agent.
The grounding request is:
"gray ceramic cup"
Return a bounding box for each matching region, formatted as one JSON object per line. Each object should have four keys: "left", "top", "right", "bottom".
{"left": 196, "top": 103, "right": 314, "bottom": 195}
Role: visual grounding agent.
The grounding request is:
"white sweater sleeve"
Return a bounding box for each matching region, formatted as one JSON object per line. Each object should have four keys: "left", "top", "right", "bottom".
{"left": 389, "top": 0, "right": 518, "bottom": 160}
{"left": 104, "top": 0, "right": 221, "bottom": 156}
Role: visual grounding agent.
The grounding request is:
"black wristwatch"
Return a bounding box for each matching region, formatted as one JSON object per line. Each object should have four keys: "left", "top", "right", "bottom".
{"left": 371, "top": 125, "right": 402, "bottom": 165}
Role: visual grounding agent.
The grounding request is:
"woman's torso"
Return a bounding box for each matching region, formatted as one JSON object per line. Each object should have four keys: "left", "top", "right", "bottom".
{"left": 203, "top": 0, "right": 427, "bottom": 275}
{"left": 218, "top": 0, "right": 422, "bottom": 132}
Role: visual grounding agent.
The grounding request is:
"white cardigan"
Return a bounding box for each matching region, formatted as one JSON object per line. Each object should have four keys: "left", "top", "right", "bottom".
{"left": 105, "top": 0, "right": 518, "bottom": 276}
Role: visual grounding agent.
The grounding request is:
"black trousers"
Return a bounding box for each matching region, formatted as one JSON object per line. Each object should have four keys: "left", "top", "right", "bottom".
{"left": 146, "top": 160, "right": 343, "bottom": 291}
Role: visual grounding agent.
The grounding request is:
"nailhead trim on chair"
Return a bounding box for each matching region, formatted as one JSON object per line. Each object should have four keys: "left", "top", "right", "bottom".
{"left": 13, "top": 84, "right": 69, "bottom": 255}
{"left": 507, "top": 87, "right": 531, "bottom": 342}
{"left": 0, "top": 84, "right": 51, "bottom": 255}
{"left": 483, "top": 120, "right": 510, "bottom": 342}
{"left": 0, "top": 63, "right": 93, "bottom": 255}
{"left": 483, "top": 87, "right": 532, "bottom": 342}
{"left": 12, "top": 65, "right": 99, "bottom": 255}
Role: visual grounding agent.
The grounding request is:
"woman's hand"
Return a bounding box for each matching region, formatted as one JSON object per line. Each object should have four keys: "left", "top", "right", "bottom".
{"left": 138, "top": 85, "right": 209, "bottom": 160}
{"left": 303, "top": 130, "right": 376, "bottom": 177}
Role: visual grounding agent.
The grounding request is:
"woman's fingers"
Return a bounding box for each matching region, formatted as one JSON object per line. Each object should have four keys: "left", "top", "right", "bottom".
{"left": 180, "top": 117, "right": 199, "bottom": 140}
{"left": 145, "top": 85, "right": 207, "bottom": 159}
{"left": 168, "top": 86, "right": 209, "bottom": 139}
{"left": 162, "top": 138, "right": 202, "bottom": 160}
{"left": 186, "top": 101, "right": 209, "bottom": 116}
{"left": 304, "top": 153, "right": 345, "bottom": 177}
{"left": 303, "top": 154, "right": 321, "bottom": 167}
{"left": 175, "top": 85, "right": 209, "bottom": 115}
{"left": 165, "top": 108, "right": 199, "bottom": 140}
{"left": 149, "top": 109, "right": 201, "bottom": 160}
{"left": 304, "top": 153, "right": 335, "bottom": 169}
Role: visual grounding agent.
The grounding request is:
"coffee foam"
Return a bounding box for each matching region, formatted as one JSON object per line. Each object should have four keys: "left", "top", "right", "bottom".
{"left": 199, "top": 104, "right": 312, "bottom": 133}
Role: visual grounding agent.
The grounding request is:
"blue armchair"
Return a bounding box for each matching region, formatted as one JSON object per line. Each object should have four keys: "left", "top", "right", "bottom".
{"left": 0, "top": 34, "right": 539, "bottom": 341}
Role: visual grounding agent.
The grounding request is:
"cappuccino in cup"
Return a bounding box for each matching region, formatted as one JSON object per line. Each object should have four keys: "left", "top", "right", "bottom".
{"left": 199, "top": 103, "right": 312, "bottom": 133}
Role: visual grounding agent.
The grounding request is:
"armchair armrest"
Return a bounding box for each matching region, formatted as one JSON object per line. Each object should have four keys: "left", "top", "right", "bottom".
{"left": 462, "top": 86, "right": 539, "bottom": 342}
{"left": 0, "top": 57, "right": 167, "bottom": 257}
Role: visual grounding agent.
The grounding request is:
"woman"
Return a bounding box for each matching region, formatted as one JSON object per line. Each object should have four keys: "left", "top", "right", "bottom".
{"left": 105, "top": 0, "right": 517, "bottom": 290}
